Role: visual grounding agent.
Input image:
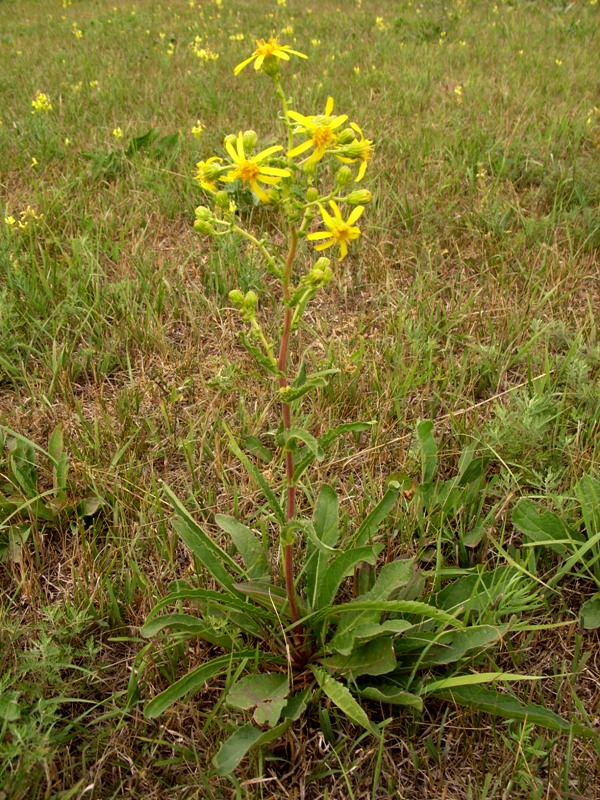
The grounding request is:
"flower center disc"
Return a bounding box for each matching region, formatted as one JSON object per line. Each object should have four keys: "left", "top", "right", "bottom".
{"left": 313, "top": 125, "right": 335, "bottom": 149}
{"left": 237, "top": 161, "right": 261, "bottom": 182}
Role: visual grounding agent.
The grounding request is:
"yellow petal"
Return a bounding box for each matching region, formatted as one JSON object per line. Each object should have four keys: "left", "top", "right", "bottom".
{"left": 287, "top": 139, "right": 314, "bottom": 158}
{"left": 314, "top": 240, "right": 335, "bottom": 251}
{"left": 325, "top": 96, "right": 334, "bottom": 116}
{"left": 356, "top": 161, "right": 367, "bottom": 182}
{"left": 250, "top": 181, "right": 270, "bottom": 203}
{"left": 253, "top": 145, "right": 284, "bottom": 162}
{"left": 307, "top": 231, "right": 334, "bottom": 240}
{"left": 225, "top": 140, "right": 240, "bottom": 163}
{"left": 328, "top": 201, "right": 343, "bottom": 222}
{"left": 236, "top": 132, "right": 245, "bottom": 159}
{"left": 258, "top": 166, "right": 290, "bottom": 176}
{"left": 254, "top": 55, "right": 265, "bottom": 70}
{"left": 347, "top": 205, "right": 365, "bottom": 225}
{"left": 339, "top": 241, "right": 348, "bottom": 259}
{"left": 234, "top": 55, "right": 255, "bottom": 76}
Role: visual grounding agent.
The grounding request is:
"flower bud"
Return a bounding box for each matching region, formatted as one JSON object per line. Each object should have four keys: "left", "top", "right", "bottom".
{"left": 223, "top": 133, "right": 237, "bottom": 147}
{"left": 214, "top": 190, "right": 230, "bottom": 209}
{"left": 345, "top": 189, "right": 372, "bottom": 204}
{"left": 335, "top": 166, "right": 353, "bottom": 187}
{"left": 337, "top": 127, "right": 356, "bottom": 145}
{"left": 228, "top": 289, "right": 245, "bottom": 306}
{"left": 194, "top": 219, "right": 216, "bottom": 235}
{"left": 242, "top": 129, "right": 258, "bottom": 151}
{"left": 195, "top": 205, "right": 212, "bottom": 221}
{"left": 306, "top": 187, "right": 319, "bottom": 203}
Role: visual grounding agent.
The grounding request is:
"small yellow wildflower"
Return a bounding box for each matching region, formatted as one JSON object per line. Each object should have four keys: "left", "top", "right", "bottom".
{"left": 220, "top": 132, "right": 290, "bottom": 203}
{"left": 454, "top": 85, "right": 463, "bottom": 102}
{"left": 31, "top": 157, "right": 38, "bottom": 168}
{"left": 277, "top": 0, "right": 287, "bottom": 5}
{"left": 167, "top": 42, "right": 175, "bottom": 56}
{"left": 113, "top": 127, "right": 123, "bottom": 139}
{"left": 72, "top": 23, "right": 83, "bottom": 39}
{"left": 4, "top": 216, "right": 16, "bottom": 229}
{"left": 31, "top": 92, "right": 52, "bottom": 114}
{"left": 195, "top": 157, "right": 223, "bottom": 192}
{"left": 287, "top": 97, "right": 348, "bottom": 164}
{"left": 311, "top": 39, "right": 321, "bottom": 47}
{"left": 89, "top": 80, "right": 99, "bottom": 89}
{"left": 555, "top": 58, "right": 562, "bottom": 66}
{"left": 234, "top": 37, "right": 307, "bottom": 76}
{"left": 307, "top": 201, "right": 365, "bottom": 260}
{"left": 335, "top": 122, "right": 373, "bottom": 182}
{"left": 375, "top": 17, "right": 386, "bottom": 31}
{"left": 65, "top": 137, "right": 71, "bottom": 146}
{"left": 353, "top": 66, "right": 360, "bottom": 76}
{"left": 281, "top": 25, "right": 294, "bottom": 36}
{"left": 229, "top": 33, "right": 244, "bottom": 41}
{"left": 191, "top": 120, "right": 204, "bottom": 137}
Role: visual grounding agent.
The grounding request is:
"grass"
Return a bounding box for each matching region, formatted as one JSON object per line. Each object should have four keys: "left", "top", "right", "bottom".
{"left": 1, "top": 0, "right": 599, "bottom": 797}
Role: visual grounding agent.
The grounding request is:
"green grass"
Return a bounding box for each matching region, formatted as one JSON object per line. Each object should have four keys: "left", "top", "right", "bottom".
{"left": 1, "top": 0, "right": 599, "bottom": 797}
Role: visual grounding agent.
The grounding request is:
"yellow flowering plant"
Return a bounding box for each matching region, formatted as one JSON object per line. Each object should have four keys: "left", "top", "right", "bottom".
{"left": 143, "top": 40, "right": 577, "bottom": 776}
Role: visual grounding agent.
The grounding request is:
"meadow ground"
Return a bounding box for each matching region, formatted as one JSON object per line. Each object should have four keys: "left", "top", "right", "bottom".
{"left": 0, "top": 0, "right": 599, "bottom": 797}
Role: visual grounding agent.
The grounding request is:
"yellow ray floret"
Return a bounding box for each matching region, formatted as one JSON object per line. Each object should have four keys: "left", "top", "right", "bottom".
{"left": 336, "top": 122, "right": 374, "bottom": 182}
{"left": 306, "top": 201, "right": 365, "bottom": 260}
{"left": 234, "top": 37, "right": 307, "bottom": 76}
{"left": 220, "top": 132, "right": 290, "bottom": 203}
{"left": 194, "top": 157, "right": 223, "bottom": 192}
{"left": 287, "top": 97, "right": 348, "bottom": 165}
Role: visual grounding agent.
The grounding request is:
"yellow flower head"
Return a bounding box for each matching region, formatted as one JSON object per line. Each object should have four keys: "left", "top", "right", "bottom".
{"left": 191, "top": 120, "right": 204, "bottom": 138}
{"left": 220, "top": 133, "right": 290, "bottom": 203}
{"left": 287, "top": 97, "right": 348, "bottom": 165}
{"left": 195, "top": 157, "right": 224, "bottom": 192}
{"left": 31, "top": 92, "right": 52, "bottom": 114}
{"left": 112, "top": 127, "right": 123, "bottom": 139}
{"left": 234, "top": 37, "right": 307, "bottom": 76}
{"left": 335, "top": 122, "right": 373, "bottom": 182}
{"left": 307, "top": 201, "right": 365, "bottom": 260}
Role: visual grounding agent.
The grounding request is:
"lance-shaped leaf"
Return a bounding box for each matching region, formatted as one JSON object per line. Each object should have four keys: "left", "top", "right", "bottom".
{"left": 292, "top": 422, "right": 374, "bottom": 484}
{"left": 311, "top": 666, "right": 379, "bottom": 737}
{"left": 306, "top": 485, "right": 340, "bottom": 610}
{"left": 315, "top": 545, "right": 381, "bottom": 611}
{"left": 416, "top": 420, "right": 437, "bottom": 485}
{"left": 319, "top": 636, "right": 397, "bottom": 678}
{"left": 358, "top": 684, "right": 423, "bottom": 711}
{"left": 279, "top": 427, "right": 324, "bottom": 462}
{"left": 354, "top": 482, "right": 402, "bottom": 548}
{"left": 215, "top": 514, "right": 269, "bottom": 580}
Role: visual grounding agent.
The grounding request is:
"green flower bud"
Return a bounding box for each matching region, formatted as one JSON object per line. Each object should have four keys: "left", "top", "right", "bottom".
{"left": 242, "top": 130, "right": 258, "bottom": 151}
{"left": 228, "top": 289, "right": 245, "bottom": 306}
{"left": 337, "top": 127, "right": 356, "bottom": 145}
{"left": 214, "top": 190, "right": 230, "bottom": 209}
{"left": 306, "top": 187, "right": 319, "bottom": 203}
{"left": 194, "top": 219, "right": 216, "bottom": 235}
{"left": 336, "top": 166, "right": 353, "bottom": 187}
{"left": 223, "top": 133, "right": 237, "bottom": 147}
{"left": 195, "top": 205, "right": 213, "bottom": 221}
{"left": 345, "top": 189, "right": 372, "bottom": 204}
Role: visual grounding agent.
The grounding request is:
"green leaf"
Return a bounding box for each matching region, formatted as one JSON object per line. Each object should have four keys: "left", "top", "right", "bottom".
{"left": 145, "top": 651, "right": 255, "bottom": 719}
{"left": 153, "top": 131, "right": 180, "bottom": 161}
{"left": 421, "top": 671, "right": 544, "bottom": 694}
{"left": 354, "top": 483, "right": 402, "bottom": 547}
{"left": 163, "top": 484, "right": 244, "bottom": 596}
{"left": 242, "top": 435, "right": 273, "bottom": 464}
{"left": 215, "top": 514, "right": 269, "bottom": 580}
{"left": 580, "top": 594, "right": 600, "bottom": 629}
{"left": 416, "top": 420, "right": 437, "bottom": 484}
{"left": 279, "top": 427, "right": 324, "bottom": 462}
{"left": 394, "top": 625, "right": 508, "bottom": 667}
{"left": 315, "top": 546, "right": 380, "bottom": 610}
{"left": 227, "top": 673, "right": 289, "bottom": 727}
{"left": 139, "top": 613, "right": 238, "bottom": 650}
{"left": 430, "top": 684, "right": 572, "bottom": 733}
{"left": 311, "top": 666, "right": 379, "bottom": 737}
{"left": 334, "top": 559, "right": 416, "bottom": 636}
{"left": 213, "top": 723, "right": 265, "bottom": 776}
{"left": 224, "top": 425, "right": 285, "bottom": 525}
{"left": 291, "top": 422, "right": 374, "bottom": 485}
{"left": 314, "top": 599, "right": 461, "bottom": 628}
{"left": 512, "top": 499, "right": 577, "bottom": 554}
{"left": 213, "top": 717, "right": 295, "bottom": 776}
{"left": 0, "top": 692, "right": 21, "bottom": 722}
{"left": 329, "top": 620, "right": 414, "bottom": 656}
{"left": 358, "top": 685, "right": 423, "bottom": 711}
{"left": 76, "top": 496, "right": 104, "bottom": 517}
{"left": 126, "top": 127, "right": 160, "bottom": 156}
{"left": 319, "top": 636, "right": 397, "bottom": 678}
{"left": 306, "top": 485, "right": 340, "bottom": 610}
{"left": 48, "top": 425, "right": 68, "bottom": 496}
{"left": 238, "top": 331, "right": 281, "bottom": 376}
{"left": 576, "top": 475, "right": 600, "bottom": 541}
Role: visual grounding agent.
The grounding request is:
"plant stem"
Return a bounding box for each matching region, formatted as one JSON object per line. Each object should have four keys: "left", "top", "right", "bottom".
{"left": 277, "top": 224, "right": 303, "bottom": 649}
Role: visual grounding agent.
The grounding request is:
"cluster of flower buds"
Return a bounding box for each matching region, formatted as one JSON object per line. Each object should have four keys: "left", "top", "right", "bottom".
{"left": 228, "top": 289, "right": 258, "bottom": 322}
